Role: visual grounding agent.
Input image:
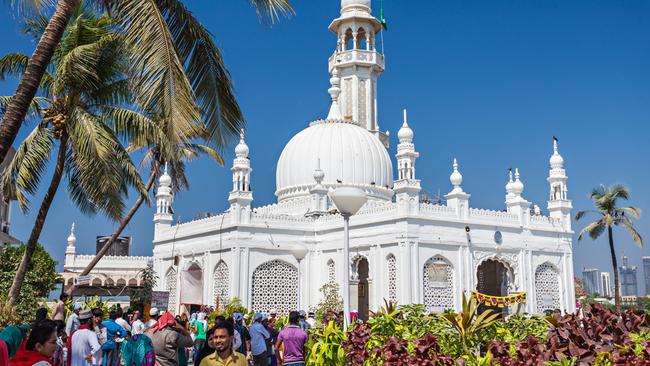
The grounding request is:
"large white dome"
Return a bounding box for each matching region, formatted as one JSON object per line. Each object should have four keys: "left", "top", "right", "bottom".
{"left": 275, "top": 120, "right": 393, "bottom": 202}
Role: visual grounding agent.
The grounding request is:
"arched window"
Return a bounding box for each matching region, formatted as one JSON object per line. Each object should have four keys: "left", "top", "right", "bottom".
{"left": 213, "top": 261, "right": 230, "bottom": 308}
{"left": 386, "top": 254, "right": 397, "bottom": 303}
{"left": 535, "top": 263, "right": 561, "bottom": 313}
{"left": 357, "top": 27, "right": 367, "bottom": 50}
{"left": 423, "top": 255, "right": 454, "bottom": 312}
{"left": 327, "top": 259, "right": 336, "bottom": 284}
{"left": 251, "top": 260, "right": 298, "bottom": 315}
{"left": 165, "top": 268, "right": 177, "bottom": 313}
{"left": 345, "top": 28, "right": 354, "bottom": 50}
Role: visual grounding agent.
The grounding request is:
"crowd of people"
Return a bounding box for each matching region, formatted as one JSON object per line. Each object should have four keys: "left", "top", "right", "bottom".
{"left": 0, "top": 294, "right": 313, "bottom": 366}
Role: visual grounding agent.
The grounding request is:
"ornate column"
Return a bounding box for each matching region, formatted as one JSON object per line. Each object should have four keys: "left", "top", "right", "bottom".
{"left": 398, "top": 241, "right": 411, "bottom": 304}
{"left": 241, "top": 247, "right": 250, "bottom": 308}
{"left": 369, "top": 245, "right": 381, "bottom": 310}
{"left": 205, "top": 251, "right": 213, "bottom": 306}
{"left": 410, "top": 241, "right": 420, "bottom": 304}
{"left": 231, "top": 246, "right": 241, "bottom": 301}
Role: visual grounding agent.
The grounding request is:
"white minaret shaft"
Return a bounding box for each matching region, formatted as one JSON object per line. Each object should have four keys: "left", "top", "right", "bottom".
{"left": 328, "top": 0, "right": 386, "bottom": 145}
{"left": 547, "top": 137, "right": 572, "bottom": 230}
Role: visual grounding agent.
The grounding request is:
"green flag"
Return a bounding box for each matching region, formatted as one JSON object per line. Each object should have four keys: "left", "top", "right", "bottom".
{"left": 379, "top": 0, "right": 388, "bottom": 30}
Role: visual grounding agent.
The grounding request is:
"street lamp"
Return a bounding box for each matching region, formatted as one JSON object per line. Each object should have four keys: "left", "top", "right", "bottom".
{"left": 290, "top": 245, "right": 309, "bottom": 310}
{"left": 329, "top": 186, "right": 367, "bottom": 329}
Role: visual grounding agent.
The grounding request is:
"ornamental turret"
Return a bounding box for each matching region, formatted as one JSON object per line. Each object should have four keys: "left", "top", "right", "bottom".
{"left": 505, "top": 168, "right": 531, "bottom": 226}
{"left": 64, "top": 223, "right": 76, "bottom": 267}
{"left": 328, "top": 0, "right": 388, "bottom": 146}
{"left": 547, "top": 138, "right": 572, "bottom": 230}
{"left": 445, "top": 159, "right": 470, "bottom": 219}
{"left": 229, "top": 129, "right": 253, "bottom": 224}
{"left": 153, "top": 164, "right": 173, "bottom": 240}
{"left": 394, "top": 109, "right": 421, "bottom": 215}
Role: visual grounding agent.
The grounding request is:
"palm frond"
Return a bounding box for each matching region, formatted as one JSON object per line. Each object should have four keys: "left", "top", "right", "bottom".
{"left": 7, "top": 0, "right": 54, "bottom": 17}
{"left": 247, "top": 0, "right": 294, "bottom": 24}
{"left": 0, "top": 96, "right": 48, "bottom": 120}
{"left": 621, "top": 222, "right": 643, "bottom": 248}
{"left": 616, "top": 206, "right": 641, "bottom": 219}
{"left": 1, "top": 123, "right": 54, "bottom": 212}
{"left": 577, "top": 220, "right": 605, "bottom": 241}
{"left": 184, "top": 143, "right": 224, "bottom": 166}
{"left": 0, "top": 52, "right": 30, "bottom": 81}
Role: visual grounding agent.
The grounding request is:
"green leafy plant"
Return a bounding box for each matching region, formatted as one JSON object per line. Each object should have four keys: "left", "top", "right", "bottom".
{"left": 442, "top": 293, "right": 500, "bottom": 355}
{"left": 306, "top": 321, "right": 346, "bottom": 365}
{"left": 311, "top": 282, "right": 342, "bottom": 324}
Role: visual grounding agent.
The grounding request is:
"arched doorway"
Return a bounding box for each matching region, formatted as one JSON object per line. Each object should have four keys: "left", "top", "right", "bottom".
{"left": 180, "top": 263, "right": 203, "bottom": 307}
{"left": 351, "top": 256, "right": 369, "bottom": 320}
{"left": 476, "top": 259, "right": 510, "bottom": 316}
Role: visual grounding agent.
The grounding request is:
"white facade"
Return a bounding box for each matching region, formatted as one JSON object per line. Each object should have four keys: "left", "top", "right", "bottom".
{"left": 150, "top": 0, "right": 576, "bottom": 316}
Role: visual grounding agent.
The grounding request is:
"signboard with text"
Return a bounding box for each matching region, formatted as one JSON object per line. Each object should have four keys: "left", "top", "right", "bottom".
{"left": 151, "top": 291, "right": 170, "bottom": 311}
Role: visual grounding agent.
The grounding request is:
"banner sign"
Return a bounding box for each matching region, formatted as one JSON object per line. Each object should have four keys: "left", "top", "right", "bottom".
{"left": 472, "top": 290, "right": 527, "bottom": 307}
{"left": 151, "top": 291, "right": 170, "bottom": 311}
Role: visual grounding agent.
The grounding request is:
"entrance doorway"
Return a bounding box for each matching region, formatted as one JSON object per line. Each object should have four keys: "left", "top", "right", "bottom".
{"left": 476, "top": 259, "right": 510, "bottom": 316}
{"left": 351, "top": 257, "right": 370, "bottom": 321}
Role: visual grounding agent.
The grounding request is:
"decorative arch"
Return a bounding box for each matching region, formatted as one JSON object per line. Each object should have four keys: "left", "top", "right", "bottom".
{"left": 423, "top": 255, "right": 454, "bottom": 312}
{"left": 91, "top": 278, "right": 102, "bottom": 286}
{"left": 326, "top": 259, "right": 336, "bottom": 284}
{"left": 351, "top": 254, "right": 370, "bottom": 281}
{"left": 251, "top": 260, "right": 298, "bottom": 315}
{"left": 104, "top": 278, "right": 115, "bottom": 287}
{"left": 67, "top": 278, "right": 74, "bottom": 286}
{"left": 386, "top": 254, "right": 397, "bottom": 303}
{"left": 116, "top": 278, "right": 127, "bottom": 287}
{"left": 213, "top": 260, "right": 230, "bottom": 308}
{"left": 473, "top": 252, "right": 517, "bottom": 293}
{"left": 535, "top": 262, "right": 561, "bottom": 313}
{"left": 128, "top": 278, "right": 138, "bottom": 287}
{"left": 165, "top": 268, "right": 177, "bottom": 313}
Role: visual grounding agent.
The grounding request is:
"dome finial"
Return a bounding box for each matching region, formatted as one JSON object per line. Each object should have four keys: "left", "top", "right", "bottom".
{"left": 550, "top": 136, "right": 564, "bottom": 169}
{"left": 397, "top": 108, "right": 414, "bottom": 143}
{"left": 449, "top": 158, "right": 463, "bottom": 192}
{"left": 159, "top": 162, "right": 172, "bottom": 187}
{"left": 67, "top": 222, "right": 76, "bottom": 246}
{"left": 512, "top": 168, "right": 524, "bottom": 196}
{"left": 402, "top": 109, "right": 408, "bottom": 127}
{"left": 235, "top": 128, "right": 249, "bottom": 158}
{"left": 326, "top": 68, "right": 343, "bottom": 120}
{"left": 313, "top": 158, "right": 325, "bottom": 185}
{"left": 240, "top": 128, "right": 245, "bottom": 142}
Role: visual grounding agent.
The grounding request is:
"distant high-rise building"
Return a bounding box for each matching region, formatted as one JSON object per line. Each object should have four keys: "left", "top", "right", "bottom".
{"left": 600, "top": 272, "right": 612, "bottom": 297}
{"left": 643, "top": 257, "right": 650, "bottom": 295}
{"left": 582, "top": 268, "right": 600, "bottom": 295}
{"left": 95, "top": 236, "right": 131, "bottom": 256}
{"left": 619, "top": 256, "right": 638, "bottom": 296}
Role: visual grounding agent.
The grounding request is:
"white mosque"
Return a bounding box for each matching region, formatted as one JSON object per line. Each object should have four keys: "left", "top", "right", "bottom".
{"left": 64, "top": 0, "right": 576, "bottom": 316}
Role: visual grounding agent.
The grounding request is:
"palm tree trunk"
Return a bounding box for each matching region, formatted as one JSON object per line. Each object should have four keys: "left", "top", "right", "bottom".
{"left": 0, "top": 0, "right": 79, "bottom": 165}
{"left": 608, "top": 226, "right": 621, "bottom": 313}
{"left": 66, "top": 165, "right": 159, "bottom": 296}
{"left": 7, "top": 133, "right": 68, "bottom": 305}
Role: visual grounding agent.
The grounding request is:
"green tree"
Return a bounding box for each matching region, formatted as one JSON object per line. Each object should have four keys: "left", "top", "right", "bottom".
{"left": 0, "top": 10, "right": 150, "bottom": 305}
{"left": 0, "top": 243, "right": 60, "bottom": 322}
{"left": 0, "top": 0, "right": 293, "bottom": 172}
{"left": 129, "top": 264, "right": 158, "bottom": 313}
{"left": 575, "top": 184, "right": 643, "bottom": 312}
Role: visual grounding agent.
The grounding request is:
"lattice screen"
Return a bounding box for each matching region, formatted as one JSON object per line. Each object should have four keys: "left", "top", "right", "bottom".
{"left": 165, "top": 268, "right": 177, "bottom": 312}
{"left": 535, "top": 263, "right": 561, "bottom": 312}
{"left": 423, "top": 255, "right": 454, "bottom": 312}
{"left": 327, "top": 260, "right": 336, "bottom": 284}
{"left": 387, "top": 255, "right": 397, "bottom": 303}
{"left": 251, "top": 260, "right": 298, "bottom": 315}
{"left": 213, "top": 261, "right": 230, "bottom": 308}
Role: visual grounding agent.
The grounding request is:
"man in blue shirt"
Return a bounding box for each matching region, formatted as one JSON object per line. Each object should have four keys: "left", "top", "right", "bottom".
{"left": 101, "top": 311, "right": 126, "bottom": 366}
{"left": 248, "top": 312, "right": 270, "bottom": 366}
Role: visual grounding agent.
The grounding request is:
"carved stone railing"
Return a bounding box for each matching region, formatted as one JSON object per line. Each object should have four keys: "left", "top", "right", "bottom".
{"left": 529, "top": 215, "right": 563, "bottom": 229}
{"left": 468, "top": 208, "right": 519, "bottom": 224}
{"left": 419, "top": 203, "right": 456, "bottom": 217}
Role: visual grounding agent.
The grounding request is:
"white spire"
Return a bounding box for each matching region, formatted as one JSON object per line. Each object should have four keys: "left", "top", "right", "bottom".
{"left": 326, "top": 68, "right": 343, "bottom": 120}
{"left": 512, "top": 168, "right": 524, "bottom": 196}
{"left": 449, "top": 158, "right": 463, "bottom": 193}
{"left": 505, "top": 169, "right": 515, "bottom": 196}
{"left": 397, "top": 109, "right": 414, "bottom": 143}
{"left": 159, "top": 162, "right": 172, "bottom": 187}
{"left": 67, "top": 223, "right": 76, "bottom": 247}
{"left": 235, "top": 128, "right": 249, "bottom": 158}
{"left": 549, "top": 137, "right": 564, "bottom": 169}
{"left": 313, "top": 158, "right": 325, "bottom": 185}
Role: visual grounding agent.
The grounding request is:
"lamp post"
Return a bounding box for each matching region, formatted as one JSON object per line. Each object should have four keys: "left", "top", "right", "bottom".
{"left": 290, "top": 245, "right": 309, "bottom": 311}
{"left": 329, "top": 187, "right": 367, "bottom": 330}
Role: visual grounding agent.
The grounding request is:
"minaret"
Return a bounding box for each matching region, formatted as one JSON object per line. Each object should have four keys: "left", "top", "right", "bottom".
{"left": 547, "top": 138, "right": 572, "bottom": 230}
{"left": 153, "top": 163, "right": 173, "bottom": 240}
{"left": 64, "top": 223, "right": 76, "bottom": 267}
{"left": 445, "top": 159, "right": 470, "bottom": 219}
{"left": 505, "top": 168, "right": 531, "bottom": 226}
{"left": 394, "top": 109, "right": 421, "bottom": 214}
{"left": 229, "top": 129, "right": 253, "bottom": 225}
{"left": 328, "top": 0, "right": 388, "bottom": 146}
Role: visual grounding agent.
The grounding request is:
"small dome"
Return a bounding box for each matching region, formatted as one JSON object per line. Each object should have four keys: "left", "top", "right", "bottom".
{"left": 397, "top": 122, "right": 413, "bottom": 143}
{"left": 505, "top": 170, "right": 515, "bottom": 194}
{"left": 512, "top": 169, "right": 524, "bottom": 196}
{"left": 235, "top": 129, "right": 249, "bottom": 158}
{"left": 550, "top": 153, "right": 564, "bottom": 168}
{"left": 67, "top": 223, "right": 76, "bottom": 245}
{"left": 341, "top": 0, "right": 371, "bottom": 10}
{"left": 449, "top": 159, "right": 462, "bottom": 188}
{"left": 159, "top": 164, "right": 172, "bottom": 187}
{"left": 276, "top": 120, "right": 393, "bottom": 201}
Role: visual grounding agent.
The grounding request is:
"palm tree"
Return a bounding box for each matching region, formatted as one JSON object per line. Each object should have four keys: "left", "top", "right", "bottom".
{"left": 0, "top": 0, "right": 293, "bottom": 169}
{"left": 575, "top": 184, "right": 643, "bottom": 312}
{"left": 0, "top": 11, "right": 152, "bottom": 305}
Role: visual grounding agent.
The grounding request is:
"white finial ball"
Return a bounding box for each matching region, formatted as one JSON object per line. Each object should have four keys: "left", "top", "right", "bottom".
{"left": 159, "top": 168, "right": 172, "bottom": 186}
{"left": 450, "top": 159, "right": 462, "bottom": 187}
{"left": 550, "top": 152, "right": 564, "bottom": 169}
{"left": 397, "top": 124, "right": 413, "bottom": 142}
{"left": 313, "top": 168, "right": 325, "bottom": 184}
{"left": 505, "top": 170, "right": 515, "bottom": 193}
{"left": 512, "top": 169, "right": 524, "bottom": 195}
{"left": 235, "top": 141, "right": 249, "bottom": 158}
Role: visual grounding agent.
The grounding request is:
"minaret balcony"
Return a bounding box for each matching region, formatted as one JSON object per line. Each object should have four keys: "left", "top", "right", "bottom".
{"left": 329, "top": 50, "right": 384, "bottom": 72}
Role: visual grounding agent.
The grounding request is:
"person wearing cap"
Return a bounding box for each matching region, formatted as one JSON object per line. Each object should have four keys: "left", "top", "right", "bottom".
{"left": 249, "top": 313, "right": 270, "bottom": 366}
{"left": 144, "top": 308, "right": 160, "bottom": 333}
{"left": 69, "top": 310, "right": 101, "bottom": 366}
{"left": 297, "top": 311, "right": 310, "bottom": 331}
{"left": 231, "top": 313, "right": 250, "bottom": 358}
{"left": 65, "top": 304, "right": 82, "bottom": 336}
{"left": 150, "top": 312, "right": 193, "bottom": 366}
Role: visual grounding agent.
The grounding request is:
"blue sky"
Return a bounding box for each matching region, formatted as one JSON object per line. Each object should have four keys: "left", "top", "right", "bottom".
{"left": 0, "top": 0, "right": 648, "bottom": 292}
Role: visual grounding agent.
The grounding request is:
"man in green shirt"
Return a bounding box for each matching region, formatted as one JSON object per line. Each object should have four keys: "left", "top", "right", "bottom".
{"left": 199, "top": 322, "right": 247, "bottom": 366}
